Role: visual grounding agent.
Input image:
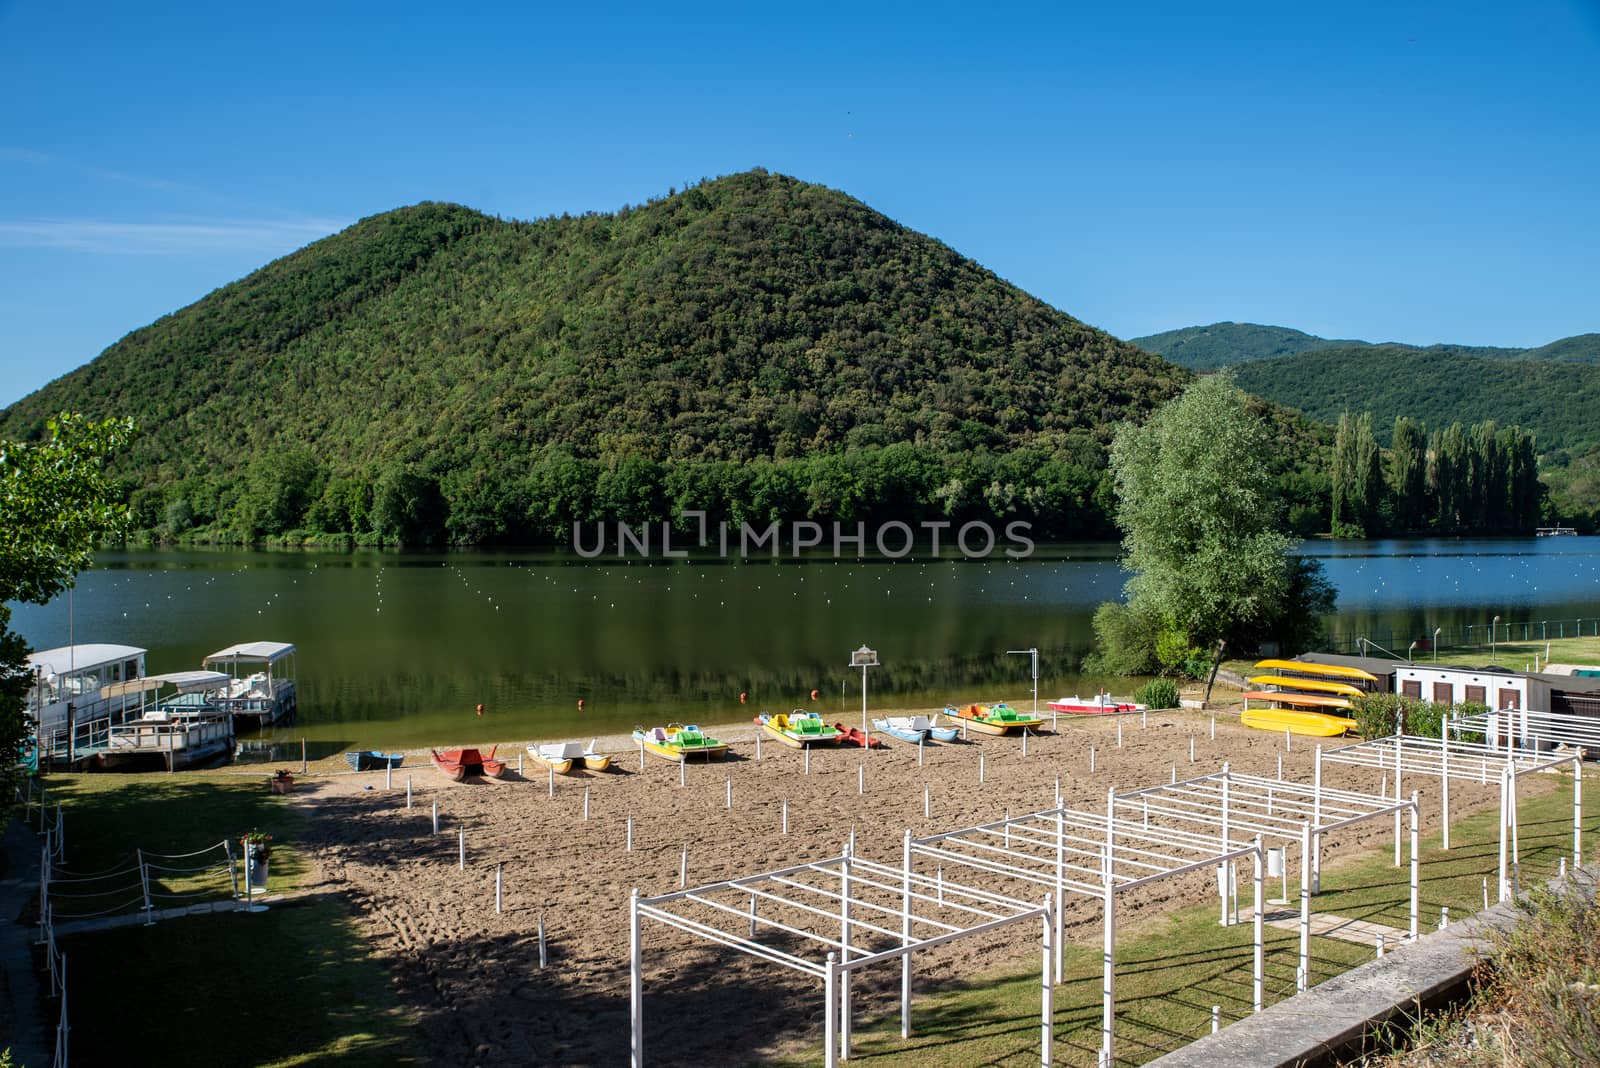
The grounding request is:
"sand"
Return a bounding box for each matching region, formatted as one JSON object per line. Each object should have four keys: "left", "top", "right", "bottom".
{"left": 288, "top": 710, "right": 1508, "bottom": 1067}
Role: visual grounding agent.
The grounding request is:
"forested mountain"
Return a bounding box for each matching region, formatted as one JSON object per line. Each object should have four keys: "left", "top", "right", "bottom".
{"left": 1129, "top": 322, "right": 1370, "bottom": 370}
{"left": 1231, "top": 346, "right": 1600, "bottom": 452}
{"left": 1519, "top": 334, "right": 1600, "bottom": 364}
{"left": 9, "top": 170, "right": 1297, "bottom": 546}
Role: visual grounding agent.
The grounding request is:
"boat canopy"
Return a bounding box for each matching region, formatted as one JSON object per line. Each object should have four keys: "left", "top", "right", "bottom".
{"left": 101, "top": 670, "right": 231, "bottom": 699}
{"left": 203, "top": 641, "right": 296, "bottom": 667}
{"left": 27, "top": 644, "right": 147, "bottom": 678}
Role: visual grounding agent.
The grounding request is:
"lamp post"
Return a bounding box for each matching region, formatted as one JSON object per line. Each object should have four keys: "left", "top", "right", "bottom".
{"left": 1491, "top": 615, "right": 1500, "bottom": 663}
{"left": 1006, "top": 648, "right": 1039, "bottom": 719}
{"left": 1408, "top": 640, "right": 1417, "bottom": 664}
{"left": 1433, "top": 627, "right": 1442, "bottom": 663}
{"left": 850, "top": 646, "right": 878, "bottom": 737}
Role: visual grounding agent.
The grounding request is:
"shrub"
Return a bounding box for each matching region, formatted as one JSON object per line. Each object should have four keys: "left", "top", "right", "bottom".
{"left": 1135, "top": 677, "right": 1181, "bottom": 711}
{"left": 1350, "top": 692, "right": 1412, "bottom": 740}
{"left": 1084, "top": 601, "right": 1158, "bottom": 676}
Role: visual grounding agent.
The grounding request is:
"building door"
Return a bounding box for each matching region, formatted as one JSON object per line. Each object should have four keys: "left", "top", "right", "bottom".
{"left": 1465, "top": 685, "right": 1486, "bottom": 706}
{"left": 1498, "top": 688, "right": 1519, "bottom": 710}
{"left": 1402, "top": 680, "right": 1421, "bottom": 699}
{"left": 1433, "top": 681, "right": 1453, "bottom": 703}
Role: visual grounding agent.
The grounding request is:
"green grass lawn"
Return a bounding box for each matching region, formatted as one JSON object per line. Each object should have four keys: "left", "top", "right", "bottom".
{"left": 772, "top": 773, "right": 1592, "bottom": 1067}
{"left": 31, "top": 770, "right": 418, "bottom": 1067}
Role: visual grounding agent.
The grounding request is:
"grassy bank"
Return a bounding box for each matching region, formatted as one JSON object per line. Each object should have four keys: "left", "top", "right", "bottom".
{"left": 771, "top": 772, "right": 1591, "bottom": 1067}
{"left": 36, "top": 769, "right": 417, "bottom": 1067}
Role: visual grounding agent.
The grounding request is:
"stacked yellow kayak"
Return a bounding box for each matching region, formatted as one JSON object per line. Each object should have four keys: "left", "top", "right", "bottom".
{"left": 1242, "top": 659, "right": 1375, "bottom": 736}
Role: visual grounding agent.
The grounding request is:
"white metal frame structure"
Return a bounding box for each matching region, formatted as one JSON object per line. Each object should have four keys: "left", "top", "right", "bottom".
{"left": 1114, "top": 765, "right": 1421, "bottom": 994}
{"left": 1451, "top": 706, "right": 1600, "bottom": 755}
{"left": 911, "top": 805, "right": 1266, "bottom": 1068}
{"left": 1319, "top": 735, "right": 1582, "bottom": 901}
{"left": 631, "top": 845, "right": 1054, "bottom": 1068}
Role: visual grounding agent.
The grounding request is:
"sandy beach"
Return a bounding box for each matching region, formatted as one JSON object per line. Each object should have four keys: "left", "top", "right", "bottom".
{"left": 287, "top": 708, "right": 1507, "bottom": 1066}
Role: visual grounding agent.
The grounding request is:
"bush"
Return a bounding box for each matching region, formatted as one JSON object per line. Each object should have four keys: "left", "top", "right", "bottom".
{"left": 1350, "top": 692, "right": 1411, "bottom": 740}
{"left": 1134, "top": 678, "right": 1181, "bottom": 710}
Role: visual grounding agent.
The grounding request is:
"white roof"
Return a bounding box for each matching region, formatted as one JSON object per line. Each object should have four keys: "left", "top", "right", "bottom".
{"left": 27, "top": 644, "right": 146, "bottom": 677}
{"left": 102, "top": 670, "right": 232, "bottom": 698}
{"left": 203, "top": 641, "right": 296, "bottom": 666}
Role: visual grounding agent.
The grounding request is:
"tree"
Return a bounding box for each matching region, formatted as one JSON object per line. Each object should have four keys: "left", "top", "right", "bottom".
{"left": 1388, "top": 416, "right": 1428, "bottom": 532}
{"left": 1098, "top": 372, "right": 1327, "bottom": 688}
{"left": 0, "top": 414, "right": 134, "bottom": 791}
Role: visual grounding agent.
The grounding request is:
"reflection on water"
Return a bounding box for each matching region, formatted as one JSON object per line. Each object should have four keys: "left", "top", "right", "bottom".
{"left": 10, "top": 538, "right": 1600, "bottom": 747}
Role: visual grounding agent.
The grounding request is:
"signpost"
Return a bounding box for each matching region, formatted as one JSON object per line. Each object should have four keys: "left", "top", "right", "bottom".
{"left": 851, "top": 646, "right": 878, "bottom": 739}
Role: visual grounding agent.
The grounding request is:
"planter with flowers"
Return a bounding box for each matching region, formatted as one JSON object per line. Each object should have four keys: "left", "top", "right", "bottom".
{"left": 241, "top": 830, "right": 273, "bottom": 890}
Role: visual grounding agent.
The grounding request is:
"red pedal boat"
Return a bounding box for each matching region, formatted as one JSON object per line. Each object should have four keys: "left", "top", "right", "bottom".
{"left": 430, "top": 746, "right": 506, "bottom": 782}
{"left": 832, "top": 723, "right": 887, "bottom": 749}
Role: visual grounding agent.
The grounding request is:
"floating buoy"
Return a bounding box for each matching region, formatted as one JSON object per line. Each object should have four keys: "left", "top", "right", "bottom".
{"left": 476, "top": 703, "right": 484, "bottom": 717}
{"left": 810, "top": 689, "right": 819, "bottom": 701}
{"left": 740, "top": 692, "right": 748, "bottom": 704}
{"left": 578, "top": 699, "right": 585, "bottom": 711}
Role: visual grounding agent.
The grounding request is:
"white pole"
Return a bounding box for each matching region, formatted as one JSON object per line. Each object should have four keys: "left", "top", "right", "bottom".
{"left": 1055, "top": 809, "right": 1066, "bottom": 981}
{"left": 458, "top": 826, "right": 465, "bottom": 871}
{"left": 726, "top": 778, "right": 732, "bottom": 809}
{"left": 805, "top": 746, "right": 811, "bottom": 776}
{"left": 1409, "top": 793, "right": 1420, "bottom": 940}
{"left": 840, "top": 845, "right": 853, "bottom": 1060}
{"left": 496, "top": 864, "right": 502, "bottom": 914}
{"left": 1101, "top": 863, "right": 1115, "bottom": 1068}
{"left": 1212, "top": 1006, "right": 1220, "bottom": 1034}
{"left": 1298, "top": 821, "right": 1311, "bottom": 991}
{"left": 627, "top": 814, "right": 633, "bottom": 852}
{"left": 432, "top": 800, "right": 438, "bottom": 834}
{"left": 1090, "top": 747, "right": 1095, "bottom": 773}
{"left": 1142, "top": 707, "right": 1147, "bottom": 729}
{"left": 1498, "top": 769, "right": 1509, "bottom": 901}
{"left": 406, "top": 776, "right": 412, "bottom": 808}
{"left": 1442, "top": 727, "right": 1452, "bottom": 850}
{"left": 979, "top": 752, "right": 985, "bottom": 784}
{"left": 858, "top": 764, "right": 864, "bottom": 795}
{"left": 585, "top": 788, "right": 591, "bottom": 821}
{"left": 1190, "top": 736, "right": 1196, "bottom": 763}
{"left": 1211, "top": 716, "right": 1215, "bottom": 740}
{"left": 824, "top": 953, "right": 839, "bottom": 1068}
{"left": 679, "top": 759, "right": 685, "bottom": 787}
{"left": 1252, "top": 837, "right": 1264, "bottom": 1013}
{"left": 640, "top": 740, "right": 646, "bottom": 771}
{"left": 1312, "top": 746, "right": 1324, "bottom": 893}
{"left": 1220, "top": 769, "right": 1232, "bottom": 926}
{"left": 1285, "top": 727, "right": 1291, "bottom": 752}
{"left": 1393, "top": 745, "right": 1403, "bottom": 867}
{"left": 918, "top": 735, "right": 924, "bottom": 767}
{"left": 1510, "top": 769, "right": 1521, "bottom": 897}
{"left": 679, "top": 845, "right": 687, "bottom": 888}
{"left": 386, "top": 760, "right": 392, "bottom": 789}
{"left": 1040, "top": 893, "right": 1054, "bottom": 1068}
{"left": 1022, "top": 729, "right": 1028, "bottom": 757}
{"left": 900, "top": 830, "right": 913, "bottom": 1038}
{"left": 924, "top": 785, "right": 930, "bottom": 820}
{"left": 783, "top": 798, "right": 789, "bottom": 834}
{"left": 552, "top": 765, "right": 558, "bottom": 797}
{"left": 538, "top": 912, "right": 547, "bottom": 968}
{"left": 1575, "top": 758, "right": 1584, "bottom": 870}
{"left": 756, "top": 732, "right": 762, "bottom": 761}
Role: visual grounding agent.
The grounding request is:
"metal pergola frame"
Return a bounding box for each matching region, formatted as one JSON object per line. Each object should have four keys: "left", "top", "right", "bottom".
{"left": 631, "top": 846, "right": 1054, "bottom": 1068}
{"left": 1451, "top": 706, "right": 1600, "bottom": 754}
{"left": 1113, "top": 765, "right": 1421, "bottom": 994}
{"left": 911, "top": 803, "right": 1266, "bottom": 1068}
{"left": 1319, "top": 734, "right": 1582, "bottom": 901}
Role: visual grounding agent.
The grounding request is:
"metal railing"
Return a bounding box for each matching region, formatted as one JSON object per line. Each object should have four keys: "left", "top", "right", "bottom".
{"left": 1324, "top": 616, "right": 1600, "bottom": 660}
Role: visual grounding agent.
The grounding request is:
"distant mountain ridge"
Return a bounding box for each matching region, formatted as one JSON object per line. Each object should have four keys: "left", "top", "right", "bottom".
{"left": 1131, "top": 321, "right": 1596, "bottom": 371}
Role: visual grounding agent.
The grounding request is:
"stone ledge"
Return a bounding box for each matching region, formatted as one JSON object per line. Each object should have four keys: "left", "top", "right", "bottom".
{"left": 1146, "top": 867, "right": 1595, "bottom": 1068}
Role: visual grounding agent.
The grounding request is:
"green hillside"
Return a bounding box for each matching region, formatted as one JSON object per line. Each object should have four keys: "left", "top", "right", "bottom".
{"left": 1232, "top": 345, "right": 1600, "bottom": 451}
{"left": 5, "top": 170, "right": 1258, "bottom": 546}
{"left": 1519, "top": 333, "right": 1600, "bottom": 364}
{"left": 1128, "top": 322, "right": 1369, "bottom": 370}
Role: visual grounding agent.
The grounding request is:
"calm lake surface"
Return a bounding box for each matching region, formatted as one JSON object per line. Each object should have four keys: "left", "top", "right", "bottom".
{"left": 11, "top": 538, "right": 1600, "bottom": 749}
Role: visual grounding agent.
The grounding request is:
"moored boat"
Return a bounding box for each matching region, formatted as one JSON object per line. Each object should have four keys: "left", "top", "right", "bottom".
{"left": 430, "top": 746, "right": 505, "bottom": 781}
{"left": 346, "top": 750, "right": 404, "bottom": 772}
{"left": 948, "top": 702, "right": 1044, "bottom": 736}
{"left": 1048, "top": 693, "right": 1149, "bottom": 716}
{"left": 755, "top": 710, "right": 842, "bottom": 748}
{"left": 872, "top": 715, "right": 931, "bottom": 744}
{"left": 925, "top": 714, "right": 961, "bottom": 743}
{"left": 632, "top": 724, "right": 729, "bottom": 763}
{"left": 1247, "top": 675, "right": 1364, "bottom": 698}
{"left": 1253, "top": 659, "right": 1379, "bottom": 683}
{"left": 1241, "top": 707, "right": 1356, "bottom": 737}
{"left": 529, "top": 742, "right": 582, "bottom": 775}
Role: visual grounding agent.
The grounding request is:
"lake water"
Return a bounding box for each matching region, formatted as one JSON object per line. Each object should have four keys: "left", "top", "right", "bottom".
{"left": 11, "top": 538, "right": 1600, "bottom": 749}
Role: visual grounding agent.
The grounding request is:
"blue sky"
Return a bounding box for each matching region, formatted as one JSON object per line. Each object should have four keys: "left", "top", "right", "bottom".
{"left": 2, "top": 1, "right": 1597, "bottom": 405}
